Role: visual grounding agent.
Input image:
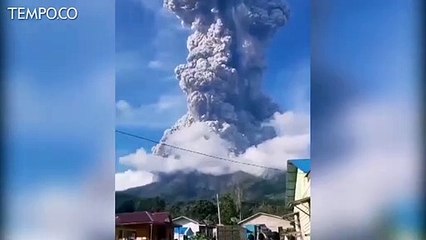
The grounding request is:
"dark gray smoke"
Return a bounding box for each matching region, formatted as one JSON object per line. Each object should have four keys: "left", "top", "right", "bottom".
{"left": 153, "top": 0, "right": 290, "bottom": 156}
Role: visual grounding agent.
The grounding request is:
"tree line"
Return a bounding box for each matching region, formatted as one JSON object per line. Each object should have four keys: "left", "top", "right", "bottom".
{"left": 116, "top": 193, "right": 289, "bottom": 225}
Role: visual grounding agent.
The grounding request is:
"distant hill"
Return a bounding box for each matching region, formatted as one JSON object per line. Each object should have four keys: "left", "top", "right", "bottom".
{"left": 117, "top": 170, "right": 286, "bottom": 204}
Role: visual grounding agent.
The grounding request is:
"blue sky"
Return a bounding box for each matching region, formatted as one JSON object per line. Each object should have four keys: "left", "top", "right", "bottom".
{"left": 312, "top": 0, "right": 421, "bottom": 166}
{"left": 3, "top": 0, "right": 422, "bottom": 237}
{"left": 3, "top": 0, "right": 422, "bottom": 238}
{"left": 3, "top": 0, "right": 116, "bottom": 237}
{"left": 115, "top": 0, "right": 311, "bottom": 173}
{"left": 4, "top": 0, "right": 115, "bottom": 192}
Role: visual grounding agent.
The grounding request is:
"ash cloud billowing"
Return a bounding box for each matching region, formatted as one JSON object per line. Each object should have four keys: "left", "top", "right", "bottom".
{"left": 153, "top": 0, "right": 290, "bottom": 156}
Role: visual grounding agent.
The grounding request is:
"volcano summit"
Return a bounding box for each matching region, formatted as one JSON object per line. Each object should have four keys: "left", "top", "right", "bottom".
{"left": 153, "top": 0, "right": 290, "bottom": 156}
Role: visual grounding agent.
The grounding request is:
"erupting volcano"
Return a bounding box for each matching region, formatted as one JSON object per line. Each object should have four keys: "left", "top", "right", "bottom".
{"left": 153, "top": 0, "right": 290, "bottom": 156}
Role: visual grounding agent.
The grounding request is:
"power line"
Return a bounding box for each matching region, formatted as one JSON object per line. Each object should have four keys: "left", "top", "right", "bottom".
{"left": 115, "top": 129, "right": 283, "bottom": 171}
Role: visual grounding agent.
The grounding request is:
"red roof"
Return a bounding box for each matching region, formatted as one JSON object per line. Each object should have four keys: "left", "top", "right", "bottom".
{"left": 152, "top": 212, "right": 171, "bottom": 223}
{"left": 116, "top": 211, "right": 172, "bottom": 226}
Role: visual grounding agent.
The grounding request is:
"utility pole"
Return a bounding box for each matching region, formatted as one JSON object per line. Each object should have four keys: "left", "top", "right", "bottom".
{"left": 216, "top": 193, "right": 222, "bottom": 225}
{"left": 236, "top": 185, "right": 242, "bottom": 221}
{"left": 239, "top": 188, "right": 243, "bottom": 221}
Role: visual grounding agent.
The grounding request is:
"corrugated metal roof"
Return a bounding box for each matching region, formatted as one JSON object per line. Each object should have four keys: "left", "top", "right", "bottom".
{"left": 172, "top": 216, "right": 200, "bottom": 224}
{"left": 238, "top": 212, "right": 285, "bottom": 225}
{"left": 116, "top": 211, "right": 171, "bottom": 226}
{"left": 285, "top": 163, "right": 297, "bottom": 206}
{"left": 152, "top": 212, "right": 171, "bottom": 223}
{"left": 286, "top": 159, "right": 311, "bottom": 207}
{"left": 116, "top": 211, "right": 153, "bottom": 225}
{"left": 289, "top": 159, "right": 311, "bottom": 173}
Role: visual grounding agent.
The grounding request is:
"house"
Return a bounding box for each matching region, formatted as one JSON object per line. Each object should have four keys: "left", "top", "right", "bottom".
{"left": 243, "top": 224, "right": 273, "bottom": 240}
{"left": 284, "top": 159, "right": 311, "bottom": 240}
{"left": 116, "top": 211, "right": 175, "bottom": 240}
{"left": 238, "top": 212, "right": 291, "bottom": 232}
{"left": 174, "top": 227, "right": 194, "bottom": 240}
{"left": 172, "top": 216, "right": 215, "bottom": 237}
{"left": 172, "top": 216, "right": 201, "bottom": 234}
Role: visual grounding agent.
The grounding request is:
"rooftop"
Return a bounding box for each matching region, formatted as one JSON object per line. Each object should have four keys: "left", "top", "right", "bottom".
{"left": 288, "top": 159, "right": 311, "bottom": 173}
{"left": 238, "top": 212, "right": 287, "bottom": 225}
{"left": 172, "top": 216, "right": 215, "bottom": 226}
{"left": 116, "top": 211, "right": 172, "bottom": 226}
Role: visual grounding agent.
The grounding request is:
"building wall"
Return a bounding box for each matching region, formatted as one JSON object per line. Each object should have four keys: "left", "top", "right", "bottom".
{"left": 116, "top": 225, "right": 151, "bottom": 240}
{"left": 153, "top": 225, "right": 173, "bottom": 240}
{"left": 173, "top": 219, "right": 200, "bottom": 234}
{"left": 117, "top": 225, "right": 173, "bottom": 240}
{"left": 240, "top": 215, "right": 291, "bottom": 232}
{"left": 135, "top": 226, "right": 151, "bottom": 240}
{"left": 173, "top": 233, "right": 184, "bottom": 240}
{"left": 295, "top": 169, "right": 310, "bottom": 200}
{"left": 294, "top": 169, "right": 311, "bottom": 240}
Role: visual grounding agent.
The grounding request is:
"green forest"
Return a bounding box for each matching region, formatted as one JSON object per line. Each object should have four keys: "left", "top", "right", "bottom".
{"left": 116, "top": 192, "right": 289, "bottom": 225}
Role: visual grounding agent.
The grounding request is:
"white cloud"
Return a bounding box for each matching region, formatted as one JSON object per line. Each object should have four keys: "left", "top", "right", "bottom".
{"left": 115, "top": 170, "right": 155, "bottom": 191}
{"left": 267, "top": 111, "right": 310, "bottom": 136}
{"left": 116, "top": 94, "right": 186, "bottom": 129}
{"left": 148, "top": 60, "right": 165, "bottom": 70}
{"left": 115, "top": 111, "right": 310, "bottom": 191}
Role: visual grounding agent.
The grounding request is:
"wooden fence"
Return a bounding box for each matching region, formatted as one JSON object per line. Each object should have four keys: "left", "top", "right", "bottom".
{"left": 216, "top": 225, "right": 245, "bottom": 240}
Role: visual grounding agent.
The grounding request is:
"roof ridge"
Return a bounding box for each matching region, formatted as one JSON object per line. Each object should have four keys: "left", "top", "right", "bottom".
{"left": 172, "top": 215, "right": 200, "bottom": 224}
{"left": 144, "top": 211, "right": 154, "bottom": 221}
{"left": 238, "top": 212, "right": 285, "bottom": 225}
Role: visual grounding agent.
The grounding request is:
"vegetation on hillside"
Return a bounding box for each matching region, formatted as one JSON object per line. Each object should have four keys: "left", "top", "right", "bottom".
{"left": 116, "top": 171, "right": 289, "bottom": 224}
{"left": 116, "top": 192, "right": 289, "bottom": 224}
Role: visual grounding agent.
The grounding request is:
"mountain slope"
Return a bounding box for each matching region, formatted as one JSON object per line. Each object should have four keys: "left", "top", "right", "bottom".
{"left": 118, "top": 170, "right": 286, "bottom": 203}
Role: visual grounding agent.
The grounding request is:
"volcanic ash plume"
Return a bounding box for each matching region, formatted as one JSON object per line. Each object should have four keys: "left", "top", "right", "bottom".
{"left": 154, "top": 0, "right": 290, "bottom": 156}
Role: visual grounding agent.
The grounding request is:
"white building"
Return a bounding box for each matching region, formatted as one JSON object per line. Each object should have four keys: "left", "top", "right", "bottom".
{"left": 285, "top": 159, "right": 311, "bottom": 240}
{"left": 238, "top": 212, "right": 291, "bottom": 232}
{"left": 172, "top": 216, "right": 215, "bottom": 237}
{"left": 174, "top": 227, "right": 194, "bottom": 240}
{"left": 173, "top": 216, "right": 201, "bottom": 234}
